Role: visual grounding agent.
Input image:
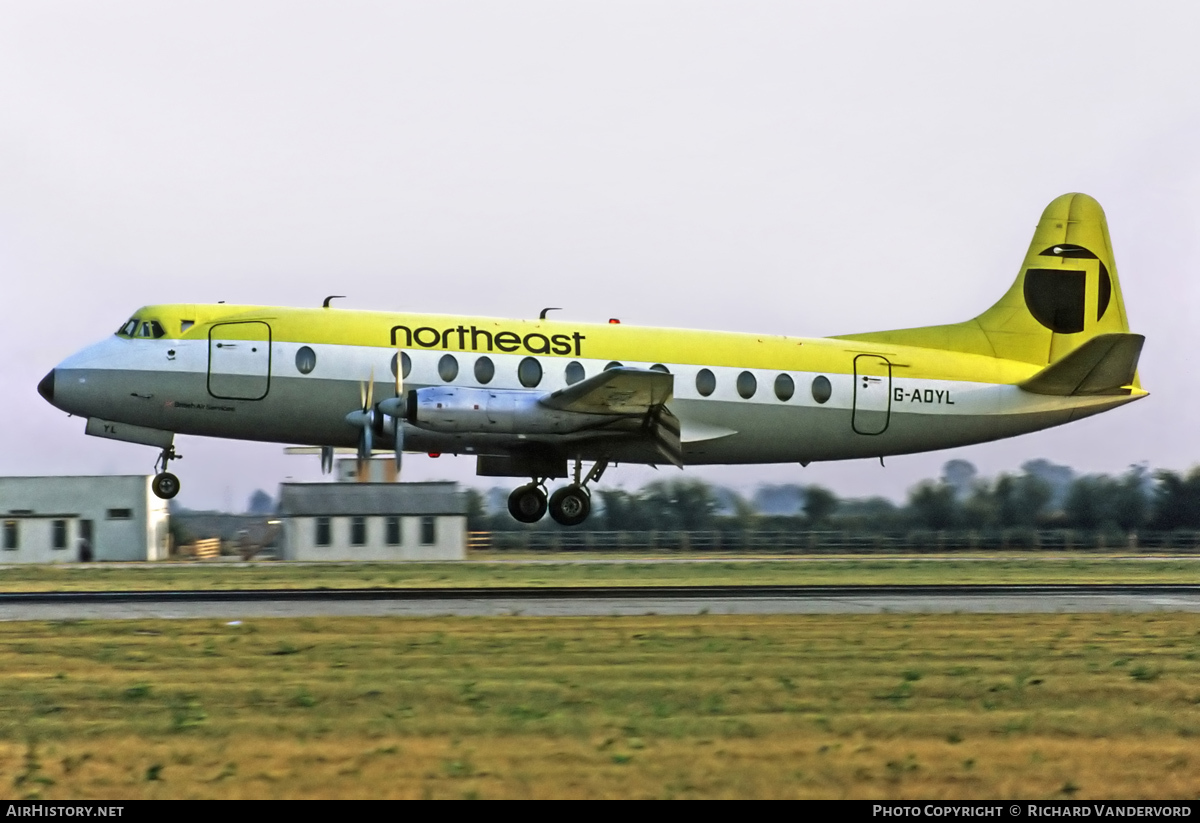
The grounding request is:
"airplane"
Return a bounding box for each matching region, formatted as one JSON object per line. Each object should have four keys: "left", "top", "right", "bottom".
{"left": 37, "top": 193, "right": 1145, "bottom": 526}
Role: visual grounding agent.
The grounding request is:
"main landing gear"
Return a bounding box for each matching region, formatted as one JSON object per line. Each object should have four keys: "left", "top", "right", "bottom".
{"left": 506, "top": 459, "right": 608, "bottom": 527}
{"left": 151, "top": 446, "right": 182, "bottom": 500}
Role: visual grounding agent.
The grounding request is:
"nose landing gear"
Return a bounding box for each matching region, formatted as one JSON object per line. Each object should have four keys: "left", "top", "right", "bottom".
{"left": 506, "top": 458, "right": 608, "bottom": 527}
{"left": 151, "top": 446, "right": 182, "bottom": 500}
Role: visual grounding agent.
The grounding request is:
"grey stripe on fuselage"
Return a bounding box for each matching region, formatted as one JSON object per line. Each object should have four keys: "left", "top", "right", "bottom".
{"left": 52, "top": 337, "right": 1137, "bottom": 464}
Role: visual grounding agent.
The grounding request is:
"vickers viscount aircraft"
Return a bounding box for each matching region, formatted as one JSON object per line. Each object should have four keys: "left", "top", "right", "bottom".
{"left": 38, "top": 193, "right": 1145, "bottom": 526}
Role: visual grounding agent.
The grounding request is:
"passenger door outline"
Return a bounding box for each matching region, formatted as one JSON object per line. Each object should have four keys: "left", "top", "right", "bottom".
{"left": 208, "top": 321, "right": 272, "bottom": 400}
{"left": 852, "top": 354, "right": 892, "bottom": 435}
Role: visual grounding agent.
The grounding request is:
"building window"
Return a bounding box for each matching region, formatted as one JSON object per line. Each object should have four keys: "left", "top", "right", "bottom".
{"left": 52, "top": 520, "right": 68, "bottom": 550}
{"left": 695, "top": 368, "right": 716, "bottom": 397}
{"left": 316, "top": 517, "right": 331, "bottom": 547}
{"left": 351, "top": 516, "right": 367, "bottom": 546}
{"left": 420, "top": 516, "right": 436, "bottom": 546}
{"left": 106, "top": 508, "right": 133, "bottom": 520}
{"left": 386, "top": 516, "right": 401, "bottom": 546}
{"left": 3, "top": 521, "right": 17, "bottom": 550}
{"left": 438, "top": 354, "right": 459, "bottom": 382}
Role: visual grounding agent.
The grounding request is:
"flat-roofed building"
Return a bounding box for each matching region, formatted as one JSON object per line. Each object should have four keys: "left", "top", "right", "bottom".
{"left": 0, "top": 475, "right": 170, "bottom": 563}
{"left": 279, "top": 481, "right": 467, "bottom": 561}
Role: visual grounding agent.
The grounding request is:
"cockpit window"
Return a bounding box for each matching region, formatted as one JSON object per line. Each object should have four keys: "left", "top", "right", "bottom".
{"left": 116, "top": 318, "right": 167, "bottom": 339}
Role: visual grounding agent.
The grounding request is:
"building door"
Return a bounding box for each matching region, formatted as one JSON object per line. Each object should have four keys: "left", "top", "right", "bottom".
{"left": 208, "top": 321, "right": 272, "bottom": 400}
{"left": 852, "top": 354, "right": 892, "bottom": 435}
{"left": 79, "top": 519, "right": 94, "bottom": 562}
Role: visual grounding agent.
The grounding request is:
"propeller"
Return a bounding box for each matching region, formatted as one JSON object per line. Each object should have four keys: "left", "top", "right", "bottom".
{"left": 379, "top": 350, "right": 407, "bottom": 479}
{"left": 343, "top": 368, "right": 375, "bottom": 482}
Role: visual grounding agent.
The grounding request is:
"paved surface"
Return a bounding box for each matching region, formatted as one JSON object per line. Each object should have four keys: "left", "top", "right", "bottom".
{"left": 1, "top": 586, "right": 1198, "bottom": 620}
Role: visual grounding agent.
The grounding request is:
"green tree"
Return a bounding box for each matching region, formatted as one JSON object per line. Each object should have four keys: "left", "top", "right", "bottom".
{"left": 802, "top": 485, "right": 839, "bottom": 527}
{"left": 907, "top": 481, "right": 958, "bottom": 530}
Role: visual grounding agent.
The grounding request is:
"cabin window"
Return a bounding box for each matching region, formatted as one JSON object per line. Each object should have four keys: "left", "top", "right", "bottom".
{"left": 518, "top": 357, "right": 542, "bottom": 388}
{"left": 736, "top": 371, "right": 757, "bottom": 399}
{"left": 774, "top": 373, "right": 795, "bottom": 402}
{"left": 438, "top": 354, "right": 459, "bottom": 382}
{"left": 420, "top": 516, "right": 436, "bottom": 545}
{"left": 52, "top": 520, "right": 68, "bottom": 550}
{"left": 386, "top": 516, "right": 401, "bottom": 546}
{"left": 391, "top": 351, "right": 412, "bottom": 380}
{"left": 604, "top": 361, "right": 622, "bottom": 371}
{"left": 650, "top": 364, "right": 670, "bottom": 374}
{"left": 811, "top": 375, "right": 832, "bottom": 404}
{"left": 565, "top": 361, "right": 586, "bottom": 385}
{"left": 696, "top": 369, "right": 716, "bottom": 397}
{"left": 3, "top": 521, "right": 18, "bottom": 550}
{"left": 315, "top": 517, "right": 331, "bottom": 547}
{"left": 295, "top": 346, "right": 317, "bottom": 374}
{"left": 474, "top": 356, "right": 495, "bottom": 385}
{"left": 351, "top": 516, "right": 367, "bottom": 546}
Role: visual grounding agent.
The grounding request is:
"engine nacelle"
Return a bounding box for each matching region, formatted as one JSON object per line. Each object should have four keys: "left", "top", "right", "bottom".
{"left": 407, "top": 386, "right": 602, "bottom": 434}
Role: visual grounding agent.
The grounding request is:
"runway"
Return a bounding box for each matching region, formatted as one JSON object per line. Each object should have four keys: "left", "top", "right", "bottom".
{"left": 1, "top": 584, "right": 1198, "bottom": 620}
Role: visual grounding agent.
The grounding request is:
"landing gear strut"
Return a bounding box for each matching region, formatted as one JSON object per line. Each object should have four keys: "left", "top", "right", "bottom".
{"left": 152, "top": 446, "right": 181, "bottom": 500}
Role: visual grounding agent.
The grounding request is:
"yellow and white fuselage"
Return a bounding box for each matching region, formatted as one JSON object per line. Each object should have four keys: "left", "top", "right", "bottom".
{"left": 39, "top": 193, "right": 1147, "bottom": 524}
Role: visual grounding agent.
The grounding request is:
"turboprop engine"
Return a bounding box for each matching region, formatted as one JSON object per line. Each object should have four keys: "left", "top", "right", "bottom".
{"left": 405, "top": 386, "right": 605, "bottom": 434}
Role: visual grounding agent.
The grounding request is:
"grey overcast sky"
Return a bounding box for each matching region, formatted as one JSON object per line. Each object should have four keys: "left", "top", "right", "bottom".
{"left": 2, "top": 1, "right": 1198, "bottom": 510}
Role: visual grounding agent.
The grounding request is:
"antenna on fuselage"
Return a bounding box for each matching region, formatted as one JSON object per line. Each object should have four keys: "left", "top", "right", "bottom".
{"left": 323, "top": 295, "right": 346, "bottom": 308}
{"left": 539, "top": 307, "right": 561, "bottom": 320}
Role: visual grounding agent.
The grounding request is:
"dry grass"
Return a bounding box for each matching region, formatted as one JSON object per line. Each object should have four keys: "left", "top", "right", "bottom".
{"left": 0, "top": 554, "right": 1197, "bottom": 592}
{"left": 0, "top": 613, "right": 1196, "bottom": 798}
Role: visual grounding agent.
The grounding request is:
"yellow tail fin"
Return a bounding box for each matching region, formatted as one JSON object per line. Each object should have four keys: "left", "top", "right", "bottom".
{"left": 835, "top": 193, "right": 1134, "bottom": 366}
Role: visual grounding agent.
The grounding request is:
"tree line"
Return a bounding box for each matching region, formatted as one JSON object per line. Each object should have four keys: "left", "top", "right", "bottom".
{"left": 467, "top": 459, "right": 1200, "bottom": 533}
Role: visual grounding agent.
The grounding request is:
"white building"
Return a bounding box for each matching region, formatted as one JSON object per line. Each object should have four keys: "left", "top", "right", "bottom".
{"left": 279, "top": 481, "right": 467, "bottom": 561}
{"left": 0, "top": 476, "right": 170, "bottom": 563}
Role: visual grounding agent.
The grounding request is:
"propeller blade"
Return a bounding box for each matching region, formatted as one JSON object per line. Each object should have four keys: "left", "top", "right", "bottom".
{"left": 394, "top": 425, "right": 404, "bottom": 477}
{"left": 356, "top": 427, "right": 373, "bottom": 482}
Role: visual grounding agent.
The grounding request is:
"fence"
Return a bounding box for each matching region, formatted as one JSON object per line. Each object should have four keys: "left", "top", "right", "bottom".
{"left": 466, "top": 529, "right": 1200, "bottom": 554}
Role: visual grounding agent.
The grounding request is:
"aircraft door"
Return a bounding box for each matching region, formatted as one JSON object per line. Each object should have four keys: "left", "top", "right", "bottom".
{"left": 852, "top": 354, "right": 892, "bottom": 435}
{"left": 208, "top": 321, "right": 272, "bottom": 400}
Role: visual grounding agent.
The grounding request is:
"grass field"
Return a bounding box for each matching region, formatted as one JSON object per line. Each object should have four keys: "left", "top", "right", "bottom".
{"left": 0, "top": 555, "right": 1198, "bottom": 592}
{"left": 0, "top": 612, "right": 1197, "bottom": 799}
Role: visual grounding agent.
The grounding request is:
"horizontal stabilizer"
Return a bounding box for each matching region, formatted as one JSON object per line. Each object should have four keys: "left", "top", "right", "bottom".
{"left": 1019, "top": 333, "right": 1145, "bottom": 396}
{"left": 541, "top": 367, "right": 673, "bottom": 415}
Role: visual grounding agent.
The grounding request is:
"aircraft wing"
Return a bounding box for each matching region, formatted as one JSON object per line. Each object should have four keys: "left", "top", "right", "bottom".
{"left": 1019, "top": 333, "right": 1145, "bottom": 396}
{"left": 540, "top": 368, "right": 681, "bottom": 466}
{"left": 541, "top": 367, "right": 674, "bottom": 415}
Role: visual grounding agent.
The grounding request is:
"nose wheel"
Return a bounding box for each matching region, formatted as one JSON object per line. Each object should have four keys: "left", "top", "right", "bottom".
{"left": 151, "top": 446, "right": 182, "bottom": 501}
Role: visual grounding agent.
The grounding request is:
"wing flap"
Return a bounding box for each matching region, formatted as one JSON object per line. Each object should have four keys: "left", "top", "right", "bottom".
{"left": 1019, "top": 333, "right": 1145, "bottom": 396}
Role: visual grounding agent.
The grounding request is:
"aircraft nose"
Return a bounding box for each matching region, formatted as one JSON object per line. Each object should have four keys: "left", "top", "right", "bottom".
{"left": 37, "top": 370, "right": 55, "bottom": 404}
